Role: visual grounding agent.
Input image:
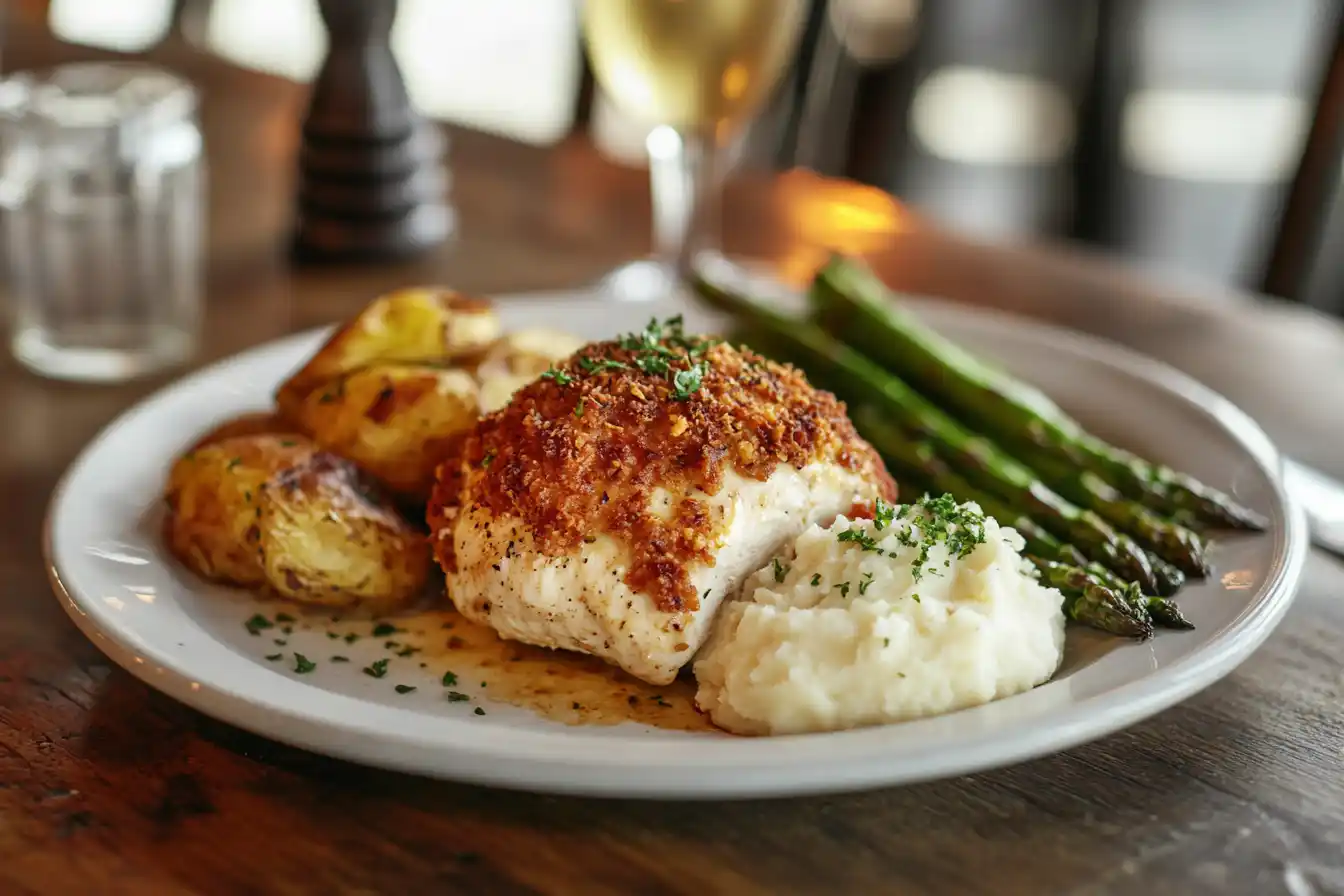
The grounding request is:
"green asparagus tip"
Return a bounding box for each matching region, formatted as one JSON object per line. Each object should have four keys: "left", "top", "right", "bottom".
{"left": 1145, "top": 596, "right": 1195, "bottom": 631}
{"left": 1147, "top": 555, "right": 1186, "bottom": 596}
{"left": 1069, "top": 584, "right": 1154, "bottom": 640}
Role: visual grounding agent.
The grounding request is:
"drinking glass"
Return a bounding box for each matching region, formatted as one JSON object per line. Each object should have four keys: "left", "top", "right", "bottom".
{"left": 0, "top": 63, "right": 204, "bottom": 382}
{"left": 580, "top": 0, "right": 807, "bottom": 301}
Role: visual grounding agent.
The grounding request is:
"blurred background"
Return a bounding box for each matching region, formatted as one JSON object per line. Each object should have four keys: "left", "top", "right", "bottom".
{"left": 6, "top": 0, "right": 1344, "bottom": 313}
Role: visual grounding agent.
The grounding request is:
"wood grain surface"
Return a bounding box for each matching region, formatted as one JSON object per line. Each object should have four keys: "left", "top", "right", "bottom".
{"left": 2, "top": 26, "right": 1343, "bottom": 896}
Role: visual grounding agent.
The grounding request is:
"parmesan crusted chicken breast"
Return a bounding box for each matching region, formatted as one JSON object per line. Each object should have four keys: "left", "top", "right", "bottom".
{"left": 427, "top": 318, "right": 895, "bottom": 685}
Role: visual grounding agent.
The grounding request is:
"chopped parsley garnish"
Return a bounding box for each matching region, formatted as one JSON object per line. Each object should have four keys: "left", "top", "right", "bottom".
{"left": 371, "top": 622, "right": 398, "bottom": 637}
{"left": 670, "top": 361, "right": 708, "bottom": 401}
{"left": 842, "top": 493, "right": 987, "bottom": 584}
{"left": 275, "top": 612, "right": 295, "bottom": 623}
{"left": 293, "top": 654, "right": 316, "bottom": 674}
{"left": 344, "top": 632, "right": 360, "bottom": 644}
{"left": 480, "top": 450, "right": 496, "bottom": 468}
{"left": 331, "top": 655, "right": 350, "bottom": 662}
{"left": 264, "top": 653, "right": 282, "bottom": 662}
{"left": 474, "top": 707, "right": 486, "bottom": 716}
{"left": 810, "top": 573, "right": 822, "bottom": 587}
{"left": 859, "top": 572, "right": 875, "bottom": 595}
{"left": 835, "top": 581, "right": 851, "bottom": 598}
{"left": 618, "top": 317, "right": 677, "bottom": 353}
{"left": 634, "top": 354, "right": 670, "bottom": 376}
{"left": 394, "top": 684, "right": 416, "bottom": 695}
{"left": 441, "top": 671, "right": 458, "bottom": 687}
{"left": 226, "top": 457, "right": 242, "bottom": 470}
{"left": 244, "top": 614, "right": 273, "bottom": 636}
{"left": 574, "top": 397, "right": 585, "bottom": 418}
{"left": 908, "top": 494, "right": 987, "bottom": 582}
{"left": 610, "top": 316, "right": 718, "bottom": 400}
{"left": 772, "top": 558, "right": 788, "bottom": 583}
{"left": 273, "top": 639, "right": 287, "bottom": 646}
{"left": 837, "top": 528, "right": 883, "bottom": 552}
{"left": 911, "top": 593, "right": 921, "bottom": 603}
{"left": 446, "top": 691, "right": 470, "bottom": 703}
{"left": 540, "top": 367, "right": 574, "bottom": 386}
{"left": 363, "top": 658, "right": 389, "bottom": 679}
{"left": 578, "top": 356, "right": 628, "bottom": 374}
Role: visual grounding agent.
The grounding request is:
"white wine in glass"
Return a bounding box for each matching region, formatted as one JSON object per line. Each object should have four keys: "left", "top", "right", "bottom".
{"left": 581, "top": 0, "right": 807, "bottom": 300}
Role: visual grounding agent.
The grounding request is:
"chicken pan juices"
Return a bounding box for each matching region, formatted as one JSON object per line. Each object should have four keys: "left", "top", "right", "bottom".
{"left": 161, "top": 261, "right": 1265, "bottom": 736}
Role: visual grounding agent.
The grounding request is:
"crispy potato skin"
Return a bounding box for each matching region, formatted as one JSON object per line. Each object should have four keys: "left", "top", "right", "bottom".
{"left": 164, "top": 435, "right": 318, "bottom": 587}
{"left": 471, "top": 328, "right": 585, "bottom": 380}
{"left": 290, "top": 364, "right": 480, "bottom": 502}
{"left": 164, "top": 434, "right": 430, "bottom": 610}
{"left": 472, "top": 328, "right": 585, "bottom": 413}
{"left": 275, "top": 287, "right": 499, "bottom": 416}
{"left": 165, "top": 291, "right": 579, "bottom": 611}
{"left": 257, "top": 453, "right": 430, "bottom": 613}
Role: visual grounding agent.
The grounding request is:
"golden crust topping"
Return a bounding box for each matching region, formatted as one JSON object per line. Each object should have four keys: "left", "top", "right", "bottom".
{"left": 428, "top": 323, "right": 895, "bottom": 612}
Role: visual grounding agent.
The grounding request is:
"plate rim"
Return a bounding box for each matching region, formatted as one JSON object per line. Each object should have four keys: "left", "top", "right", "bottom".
{"left": 43, "top": 290, "right": 1311, "bottom": 799}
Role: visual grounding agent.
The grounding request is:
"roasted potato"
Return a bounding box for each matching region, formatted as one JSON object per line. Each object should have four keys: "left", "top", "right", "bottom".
{"left": 290, "top": 364, "right": 480, "bottom": 501}
{"left": 188, "top": 411, "right": 302, "bottom": 452}
{"left": 164, "top": 435, "right": 319, "bottom": 587}
{"left": 256, "top": 453, "right": 431, "bottom": 613}
{"left": 472, "top": 328, "right": 585, "bottom": 413}
{"left": 472, "top": 328, "right": 587, "bottom": 380}
{"left": 276, "top": 287, "right": 499, "bottom": 416}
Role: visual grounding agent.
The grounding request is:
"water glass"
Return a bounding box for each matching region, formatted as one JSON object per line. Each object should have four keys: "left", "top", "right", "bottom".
{"left": 0, "top": 63, "right": 204, "bottom": 382}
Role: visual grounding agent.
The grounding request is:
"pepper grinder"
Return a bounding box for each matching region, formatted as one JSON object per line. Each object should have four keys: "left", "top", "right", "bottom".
{"left": 292, "top": 0, "right": 454, "bottom": 260}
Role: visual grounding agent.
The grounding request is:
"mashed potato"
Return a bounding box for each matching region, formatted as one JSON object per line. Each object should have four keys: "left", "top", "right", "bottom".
{"left": 693, "top": 496, "right": 1066, "bottom": 735}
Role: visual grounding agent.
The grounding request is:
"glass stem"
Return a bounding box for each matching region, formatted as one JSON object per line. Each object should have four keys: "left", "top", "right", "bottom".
{"left": 647, "top": 125, "right": 724, "bottom": 284}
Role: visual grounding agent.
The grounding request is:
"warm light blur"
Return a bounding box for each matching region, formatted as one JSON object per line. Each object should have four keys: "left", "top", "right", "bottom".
{"left": 205, "top": 0, "right": 326, "bottom": 82}
{"left": 774, "top": 169, "right": 913, "bottom": 285}
{"left": 1221, "top": 569, "right": 1256, "bottom": 590}
{"left": 49, "top": 0, "right": 175, "bottom": 51}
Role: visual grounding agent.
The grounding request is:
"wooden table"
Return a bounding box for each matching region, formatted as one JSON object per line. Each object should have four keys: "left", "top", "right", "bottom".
{"left": 3, "top": 32, "right": 1343, "bottom": 896}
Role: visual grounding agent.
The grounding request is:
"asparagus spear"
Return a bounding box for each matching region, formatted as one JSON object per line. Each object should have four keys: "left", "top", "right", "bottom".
{"left": 736, "top": 320, "right": 1169, "bottom": 602}
{"left": 809, "top": 254, "right": 1267, "bottom": 531}
{"left": 809, "top": 424, "right": 1157, "bottom": 638}
{"left": 708, "top": 300, "right": 1159, "bottom": 591}
{"left": 866, "top": 420, "right": 1092, "bottom": 569}
{"left": 733, "top": 320, "right": 1192, "bottom": 595}
{"left": 1083, "top": 565, "right": 1194, "bottom": 630}
{"left": 1020, "top": 450, "right": 1208, "bottom": 576}
{"left": 855, "top": 392, "right": 1194, "bottom": 630}
{"left": 880, "top": 446, "right": 1185, "bottom": 633}
{"left": 1135, "top": 586, "right": 1195, "bottom": 630}
{"left": 844, "top": 347, "right": 1188, "bottom": 595}
{"left": 850, "top": 405, "right": 1159, "bottom": 593}
{"left": 1145, "top": 553, "right": 1186, "bottom": 597}
{"left": 1027, "top": 557, "right": 1153, "bottom": 640}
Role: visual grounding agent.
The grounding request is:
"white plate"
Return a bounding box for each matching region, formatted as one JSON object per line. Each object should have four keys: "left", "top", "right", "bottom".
{"left": 45, "top": 291, "right": 1308, "bottom": 799}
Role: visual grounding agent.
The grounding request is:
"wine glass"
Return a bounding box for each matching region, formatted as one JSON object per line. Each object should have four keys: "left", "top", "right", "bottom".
{"left": 580, "top": 0, "right": 808, "bottom": 301}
